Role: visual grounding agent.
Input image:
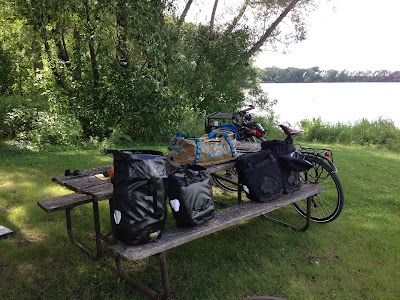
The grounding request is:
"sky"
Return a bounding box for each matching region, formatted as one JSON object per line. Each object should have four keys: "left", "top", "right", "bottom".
{"left": 254, "top": 0, "right": 400, "bottom": 72}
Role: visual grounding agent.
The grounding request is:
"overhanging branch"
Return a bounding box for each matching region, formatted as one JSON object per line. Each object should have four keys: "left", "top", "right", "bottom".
{"left": 208, "top": 0, "right": 219, "bottom": 40}
{"left": 177, "top": 0, "right": 194, "bottom": 27}
{"left": 247, "top": 0, "right": 301, "bottom": 57}
{"left": 226, "top": 0, "right": 250, "bottom": 34}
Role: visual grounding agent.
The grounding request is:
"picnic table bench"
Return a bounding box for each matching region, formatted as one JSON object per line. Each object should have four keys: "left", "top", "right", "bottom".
{"left": 38, "top": 146, "right": 324, "bottom": 300}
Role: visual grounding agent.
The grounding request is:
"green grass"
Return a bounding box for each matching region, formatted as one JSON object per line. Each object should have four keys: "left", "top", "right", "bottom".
{"left": 1, "top": 142, "right": 400, "bottom": 299}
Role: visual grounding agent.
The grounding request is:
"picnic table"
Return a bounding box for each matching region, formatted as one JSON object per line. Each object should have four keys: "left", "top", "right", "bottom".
{"left": 38, "top": 145, "right": 324, "bottom": 300}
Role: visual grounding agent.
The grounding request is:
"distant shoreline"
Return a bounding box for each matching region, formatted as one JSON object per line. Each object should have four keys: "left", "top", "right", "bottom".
{"left": 258, "top": 67, "right": 400, "bottom": 83}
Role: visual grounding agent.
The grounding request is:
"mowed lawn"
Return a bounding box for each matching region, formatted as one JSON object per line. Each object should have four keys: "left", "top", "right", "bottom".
{"left": 0, "top": 143, "right": 399, "bottom": 300}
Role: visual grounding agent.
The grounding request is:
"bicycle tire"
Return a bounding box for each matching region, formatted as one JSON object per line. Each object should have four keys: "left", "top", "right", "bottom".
{"left": 211, "top": 169, "right": 239, "bottom": 192}
{"left": 292, "top": 155, "right": 344, "bottom": 223}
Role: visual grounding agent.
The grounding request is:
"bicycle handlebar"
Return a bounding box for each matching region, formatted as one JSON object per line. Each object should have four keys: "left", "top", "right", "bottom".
{"left": 236, "top": 104, "right": 254, "bottom": 116}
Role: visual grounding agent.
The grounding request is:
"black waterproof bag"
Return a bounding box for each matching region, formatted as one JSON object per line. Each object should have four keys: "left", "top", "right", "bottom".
{"left": 112, "top": 150, "right": 169, "bottom": 245}
{"left": 236, "top": 150, "right": 283, "bottom": 202}
{"left": 261, "top": 138, "right": 312, "bottom": 194}
{"left": 168, "top": 164, "right": 215, "bottom": 227}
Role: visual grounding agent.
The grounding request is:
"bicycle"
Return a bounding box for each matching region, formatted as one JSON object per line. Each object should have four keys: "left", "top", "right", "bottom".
{"left": 205, "top": 105, "right": 344, "bottom": 223}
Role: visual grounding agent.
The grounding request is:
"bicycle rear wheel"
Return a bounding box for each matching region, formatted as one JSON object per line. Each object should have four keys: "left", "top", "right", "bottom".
{"left": 292, "top": 155, "right": 344, "bottom": 223}
{"left": 211, "top": 169, "right": 239, "bottom": 192}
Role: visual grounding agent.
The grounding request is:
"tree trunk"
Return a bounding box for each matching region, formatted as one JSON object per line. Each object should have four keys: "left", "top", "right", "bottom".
{"left": 116, "top": 0, "right": 129, "bottom": 69}
{"left": 43, "top": 36, "right": 65, "bottom": 89}
{"left": 84, "top": 1, "right": 99, "bottom": 90}
{"left": 226, "top": 0, "right": 250, "bottom": 33}
{"left": 177, "top": 0, "right": 194, "bottom": 27}
{"left": 31, "top": 36, "right": 43, "bottom": 75}
{"left": 72, "top": 28, "right": 82, "bottom": 81}
{"left": 247, "top": 0, "right": 301, "bottom": 56}
{"left": 208, "top": 0, "right": 219, "bottom": 40}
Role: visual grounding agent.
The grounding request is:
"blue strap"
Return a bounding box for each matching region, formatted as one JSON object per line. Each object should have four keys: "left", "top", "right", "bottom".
{"left": 208, "top": 130, "right": 226, "bottom": 139}
{"left": 176, "top": 132, "right": 188, "bottom": 138}
{"left": 168, "top": 146, "right": 181, "bottom": 153}
{"left": 194, "top": 138, "right": 201, "bottom": 164}
{"left": 223, "top": 133, "right": 236, "bottom": 157}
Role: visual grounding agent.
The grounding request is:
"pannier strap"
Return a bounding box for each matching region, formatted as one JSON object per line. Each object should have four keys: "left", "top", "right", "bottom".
{"left": 149, "top": 178, "right": 162, "bottom": 219}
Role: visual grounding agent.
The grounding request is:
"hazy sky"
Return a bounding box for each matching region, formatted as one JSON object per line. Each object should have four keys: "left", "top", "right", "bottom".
{"left": 255, "top": 0, "right": 400, "bottom": 71}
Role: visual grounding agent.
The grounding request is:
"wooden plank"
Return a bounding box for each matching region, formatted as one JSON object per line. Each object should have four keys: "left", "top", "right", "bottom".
{"left": 84, "top": 184, "right": 113, "bottom": 201}
{"left": 236, "top": 141, "right": 261, "bottom": 153}
{"left": 38, "top": 193, "right": 93, "bottom": 213}
{"left": 111, "top": 184, "right": 324, "bottom": 261}
{"left": 52, "top": 166, "right": 109, "bottom": 187}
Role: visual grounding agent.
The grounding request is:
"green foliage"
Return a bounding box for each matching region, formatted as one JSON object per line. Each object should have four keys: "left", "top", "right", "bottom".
{"left": 299, "top": 117, "right": 400, "bottom": 151}
{"left": 0, "top": 95, "right": 48, "bottom": 138}
{"left": 1, "top": 0, "right": 321, "bottom": 144}
{"left": 2, "top": 108, "right": 83, "bottom": 148}
{"left": 0, "top": 47, "right": 14, "bottom": 94}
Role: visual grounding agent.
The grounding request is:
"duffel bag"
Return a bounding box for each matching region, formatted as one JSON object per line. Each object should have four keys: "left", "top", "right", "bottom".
{"left": 168, "top": 129, "right": 237, "bottom": 166}
{"left": 111, "top": 150, "right": 169, "bottom": 245}
{"left": 168, "top": 164, "right": 215, "bottom": 227}
{"left": 236, "top": 150, "right": 283, "bottom": 202}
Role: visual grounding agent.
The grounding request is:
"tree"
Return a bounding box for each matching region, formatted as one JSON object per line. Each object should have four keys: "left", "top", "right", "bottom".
{"left": 0, "top": 47, "right": 13, "bottom": 94}
{"left": 3, "top": 0, "right": 319, "bottom": 140}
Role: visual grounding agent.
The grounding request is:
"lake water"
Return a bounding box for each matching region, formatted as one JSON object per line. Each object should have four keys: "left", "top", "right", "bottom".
{"left": 260, "top": 82, "right": 400, "bottom": 129}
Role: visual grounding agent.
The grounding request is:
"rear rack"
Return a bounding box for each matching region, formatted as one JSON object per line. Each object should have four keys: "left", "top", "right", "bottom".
{"left": 205, "top": 112, "right": 234, "bottom": 133}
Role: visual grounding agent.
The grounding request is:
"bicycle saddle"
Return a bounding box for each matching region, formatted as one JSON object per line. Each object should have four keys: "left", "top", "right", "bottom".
{"left": 279, "top": 124, "right": 304, "bottom": 136}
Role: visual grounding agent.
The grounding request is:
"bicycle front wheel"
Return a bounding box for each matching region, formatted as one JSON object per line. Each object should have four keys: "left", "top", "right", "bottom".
{"left": 293, "top": 155, "right": 344, "bottom": 223}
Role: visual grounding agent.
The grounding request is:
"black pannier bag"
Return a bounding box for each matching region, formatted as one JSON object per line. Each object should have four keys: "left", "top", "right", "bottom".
{"left": 168, "top": 164, "right": 215, "bottom": 227}
{"left": 261, "top": 138, "right": 312, "bottom": 194}
{"left": 260, "top": 137, "right": 296, "bottom": 156}
{"left": 236, "top": 150, "right": 283, "bottom": 202}
{"left": 111, "top": 150, "right": 170, "bottom": 245}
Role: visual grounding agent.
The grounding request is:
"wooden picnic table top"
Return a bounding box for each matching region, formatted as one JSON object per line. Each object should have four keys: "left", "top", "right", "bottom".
{"left": 52, "top": 160, "right": 239, "bottom": 201}
{"left": 51, "top": 142, "right": 262, "bottom": 200}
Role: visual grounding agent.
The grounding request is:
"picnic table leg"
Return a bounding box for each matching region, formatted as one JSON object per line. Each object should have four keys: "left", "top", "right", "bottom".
{"left": 263, "top": 195, "right": 313, "bottom": 232}
{"left": 115, "top": 252, "right": 172, "bottom": 300}
{"left": 92, "top": 201, "right": 103, "bottom": 258}
{"left": 65, "top": 201, "right": 108, "bottom": 259}
{"left": 66, "top": 208, "right": 99, "bottom": 259}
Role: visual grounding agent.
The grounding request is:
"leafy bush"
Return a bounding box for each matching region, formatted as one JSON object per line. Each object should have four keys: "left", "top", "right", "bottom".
{"left": 3, "top": 108, "right": 83, "bottom": 147}
{"left": 0, "top": 47, "right": 14, "bottom": 94}
{"left": 299, "top": 117, "right": 400, "bottom": 151}
{"left": 0, "top": 95, "right": 48, "bottom": 130}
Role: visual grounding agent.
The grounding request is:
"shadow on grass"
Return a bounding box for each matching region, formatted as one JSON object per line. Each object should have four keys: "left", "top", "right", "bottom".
{"left": 1, "top": 142, "right": 400, "bottom": 299}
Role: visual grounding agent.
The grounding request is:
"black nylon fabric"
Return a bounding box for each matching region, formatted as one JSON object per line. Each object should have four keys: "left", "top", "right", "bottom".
{"left": 261, "top": 137, "right": 296, "bottom": 156}
{"left": 168, "top": 164, "right": 215, "bottom": 227}
{"left": 260, "top": 138, "right": 313, "bottom": 194}
{"left": 112, "top": 150, "right": 169, "bottom": 245}
{"left": 236, "top": 150, "right": 283, "bottom": 203}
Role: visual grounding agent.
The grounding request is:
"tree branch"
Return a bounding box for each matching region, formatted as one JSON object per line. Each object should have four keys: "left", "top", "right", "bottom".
{"left": 208, "top": 0, "right": 219, "bottom": 40}
{"left": 84, "top": 0, "right": 99, "bottom": 89}
{"left": 116, "top": 0, "right": 129, "bottom": 68}
{"left": 177, "top": 0, "right": 194, "bottom": 27}
{"left": 226, "top": 0, "right": 250, "bottom": 34}
{"left": 247, "top": 0, "right": 301, "bottom": 57}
